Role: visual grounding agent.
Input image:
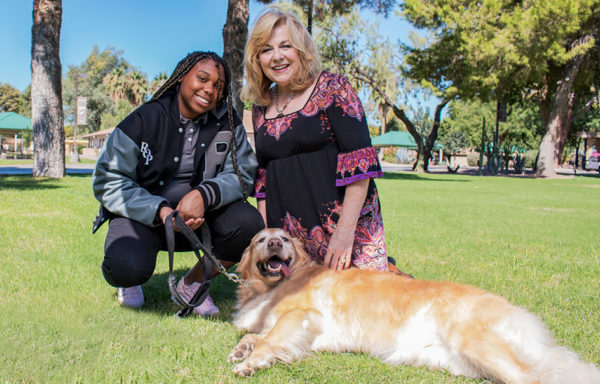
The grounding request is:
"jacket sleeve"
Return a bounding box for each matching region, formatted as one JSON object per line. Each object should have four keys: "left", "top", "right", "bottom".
{"left": 92, "top": 127, "right": 167, "bottom": 226}
{"left": 195, "top": 120, "right": 258, "bottom": 211}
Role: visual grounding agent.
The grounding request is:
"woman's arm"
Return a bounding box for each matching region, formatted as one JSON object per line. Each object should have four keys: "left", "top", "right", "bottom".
{"left": 257, "top": 198, "right": 267, "bottom": 226}
{"left": 323, "top": 178, "right": 369, "bottom": 270}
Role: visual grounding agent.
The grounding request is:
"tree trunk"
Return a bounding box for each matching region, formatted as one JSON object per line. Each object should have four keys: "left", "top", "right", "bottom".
{"left": 536, "top": 59, "right": 582, "bottom": 177}
{"left": 378, "top": 102, "right": 388, "bottom": 135}
{"left": 391, "top": 105, "right": 424, "bottom": 172}
{"left": 222, "top": 0, "right": 249, "bottom": 115}
{"left": 422, "top": 100, "right": 449, "bottom": 171}
{"left": 555, "top": 91, "right": 576, "bottom": 167}
{"left": 350, "top": 64, "right": 449, "bottom": 172}
{"left": 31, "top": 0, "right": 64, "bottom": 178}
{"left": 306, "top": 0, "right": 313, "bottom": 35}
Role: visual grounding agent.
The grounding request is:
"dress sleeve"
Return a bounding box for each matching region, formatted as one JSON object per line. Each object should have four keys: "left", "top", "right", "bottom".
{"left": 251, "top": 105, "right": 267, "bottom": 198}
{"left": 326, "top": 74, "right": 383, "bottom": 186}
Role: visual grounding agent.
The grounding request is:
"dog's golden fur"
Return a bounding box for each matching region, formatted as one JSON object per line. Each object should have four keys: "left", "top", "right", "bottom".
{"left": 229, "top": 229, "right": 600, "bottom": 383}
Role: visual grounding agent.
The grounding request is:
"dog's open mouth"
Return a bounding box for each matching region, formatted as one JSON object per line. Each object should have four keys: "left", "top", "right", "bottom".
{"left": 258, "top": 256, "right": 291, "bottom": 278}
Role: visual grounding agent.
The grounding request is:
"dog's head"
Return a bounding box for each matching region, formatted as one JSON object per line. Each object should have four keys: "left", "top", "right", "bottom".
{"left": 236, "top": 228, "right": 312, "bottom": 292}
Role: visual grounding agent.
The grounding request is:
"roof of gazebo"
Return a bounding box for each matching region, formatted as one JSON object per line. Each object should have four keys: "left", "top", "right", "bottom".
{"left": 0, "top": 112, "right": 32, "bottom": 136}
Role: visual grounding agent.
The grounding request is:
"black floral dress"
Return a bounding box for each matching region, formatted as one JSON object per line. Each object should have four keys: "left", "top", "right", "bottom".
{"left": 252, "top": 71, "right": 388, "bottom": 271}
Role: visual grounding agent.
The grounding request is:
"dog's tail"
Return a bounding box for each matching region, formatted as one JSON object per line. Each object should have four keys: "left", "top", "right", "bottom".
{"left": 501, "top": 306, "right": 600, "bottom": 384}
{"left": 532, "top": 344, "right": 600, "bottom": 384}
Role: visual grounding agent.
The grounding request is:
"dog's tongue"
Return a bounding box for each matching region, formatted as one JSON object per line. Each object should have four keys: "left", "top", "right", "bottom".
{"left": 269, "top": 257, "right": 290, "bottom": 277}
{"left": 280, "top": 262, "right": 290, "bottom": 277}
{"left": 270, "top": 258, "right": 291, "bottom": 277}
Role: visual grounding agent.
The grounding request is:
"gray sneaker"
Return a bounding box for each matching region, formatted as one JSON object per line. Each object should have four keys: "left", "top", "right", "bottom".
{"left": 174, "top": 279, "right": 220, "bottom": 316}
{"left": 117, "top": 286, "right": 144, "bottom": 308}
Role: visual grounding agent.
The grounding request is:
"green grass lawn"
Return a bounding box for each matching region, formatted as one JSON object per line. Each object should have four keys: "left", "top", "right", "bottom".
{"left": 0, "top": 173, "right": 598, "bottom": 383}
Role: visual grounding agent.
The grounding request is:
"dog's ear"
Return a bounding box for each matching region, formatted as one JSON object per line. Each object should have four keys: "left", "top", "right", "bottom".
{"left": 291, "top": 237, "right": 312, "bottom": 268}
{"left": 236, "top": 243, "right": 252, "bottom": 278}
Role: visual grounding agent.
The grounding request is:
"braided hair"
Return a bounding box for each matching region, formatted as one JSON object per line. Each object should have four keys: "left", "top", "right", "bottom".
{"left": 149, "top": 51, "right": 248, "bottom": 201}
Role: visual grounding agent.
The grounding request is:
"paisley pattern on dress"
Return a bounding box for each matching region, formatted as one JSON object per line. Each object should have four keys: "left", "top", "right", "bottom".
{"left": 282, "top": 191, "right": 387, "bottom": 271}
{"left": 336, "top": 146, "right": 383, "bottom": 186}
{"left": 302, "top": 72, "right": 364, "bottom": 121}
{"left": 262, "top": 113, "right": 298, "bottom": 140}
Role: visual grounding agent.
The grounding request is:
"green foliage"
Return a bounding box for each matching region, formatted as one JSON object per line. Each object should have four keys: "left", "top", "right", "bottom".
{"left": 0, "top": 174, "right": 599, "bottom": 382}
{"left": 444, "top": 99, "right": 544, "bottom": 152}
{"left": 149, "top": 72, "right": 168, "bottom": 97}
{"left": 443, "top": 100, "right": 496, "bottom": 148}
{"left": 385, "top": 114, "right": 405, "bottom": 132}
{"left": 103, "top": 66, "right": 149, "bottom": 107}
{"left": 100, "top": 99, "right": 137, "bottom": 130}
{"left": 19, "top": 85, "right": 31, "bottom": 117}
{"left": 572, "top": 90, "right": 600, "bottom": 134}
{"left": 0, "top": 82, "right": 25, "bottom": 114}
{"left": 439, "top": 130, "right": 468, "bottom": 156}
{"left": 62, "top": 46, "right": 151, "bottom": 134}
{"left": 63, "top": 46, "right": 125, "bottom": 133}
{"left": 524, "top": 149, "right": 539, "bottom": 169}
{"left": 401, "top": 0, "right": 599, "bottom": 102}
{"left": 257, "top": 0, "right": 395, "bottom": 32}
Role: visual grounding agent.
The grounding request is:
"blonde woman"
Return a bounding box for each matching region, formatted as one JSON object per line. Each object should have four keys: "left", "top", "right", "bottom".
{"left": 243, "top": 8, "right": 409, "bottom": 275}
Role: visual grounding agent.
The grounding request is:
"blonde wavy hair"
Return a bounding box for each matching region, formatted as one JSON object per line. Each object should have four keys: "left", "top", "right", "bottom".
{"left": 241, "top": 7, "right": 322, "bottom": 107}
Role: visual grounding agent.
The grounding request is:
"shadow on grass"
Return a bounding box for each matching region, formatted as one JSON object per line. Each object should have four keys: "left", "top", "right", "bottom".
{"left": 0, "top": 175, "right": 65, "bottom": 190}
{"left": 382, "top": 172, "right": 472, "bottom": 182}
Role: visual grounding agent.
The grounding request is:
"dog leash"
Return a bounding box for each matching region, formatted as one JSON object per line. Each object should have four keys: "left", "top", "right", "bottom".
{"left": 165, "top": 210, "right": 250, "bottom": 317}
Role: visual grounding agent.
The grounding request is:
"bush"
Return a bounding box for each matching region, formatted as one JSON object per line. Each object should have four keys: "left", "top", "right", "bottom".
{"left": 524, "top": 150, "right": 538, "bottom": 169}
{"left": 513, "top": 154, "right": 526, "bottom": 174}
{"left": 381, "top": 147, "right": 398, "bottom": 163}
{"left": 383, "top": 154, "right": 397, "bottom": 163}
{"left": 467, "top": 152, "right": 484, "bottom": 167}
{"left": 395, "top": 148, "right": 413, "bottom": 164}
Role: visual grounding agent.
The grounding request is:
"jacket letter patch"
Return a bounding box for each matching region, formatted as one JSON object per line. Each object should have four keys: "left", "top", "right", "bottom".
{"left": 140, "top": 141, "right": 153, "bottom": 165}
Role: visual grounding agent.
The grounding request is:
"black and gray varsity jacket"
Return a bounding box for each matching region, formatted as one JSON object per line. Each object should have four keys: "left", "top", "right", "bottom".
{"left": 92, "top": 88, "right": 257, "bottom": 232}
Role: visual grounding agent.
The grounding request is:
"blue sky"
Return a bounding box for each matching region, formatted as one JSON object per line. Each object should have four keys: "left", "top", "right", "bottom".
{"left": 0, "top": 1, "right": 410, "bottom": 93}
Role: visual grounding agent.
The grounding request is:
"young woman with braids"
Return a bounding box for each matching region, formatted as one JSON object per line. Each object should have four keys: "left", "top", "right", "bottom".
{"left": 92, "top": 51, "right": 264, "bottom": 315}
{"left": 243, "top": 9, "right": 411, "bottom": 276}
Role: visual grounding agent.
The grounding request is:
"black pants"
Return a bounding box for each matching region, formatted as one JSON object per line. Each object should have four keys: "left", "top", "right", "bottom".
{"left": 101, "top": 200, "right": 264, "bottom": 288}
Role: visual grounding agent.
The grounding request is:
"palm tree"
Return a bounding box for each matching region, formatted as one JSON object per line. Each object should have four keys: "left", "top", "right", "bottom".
{"left": 102, "top": 67, "right": 128, "bottom": 104}
{"left": 126, "top": 70, "right": 148, "bottom": 107}
{"left": 149, "top": 72, "right": 168, "bottom": 96}
{"left": 222, "top": 0, "right": 249, "bottom": 114}
{"left": 31, "top": 0, "right": 64, "bottom": 178}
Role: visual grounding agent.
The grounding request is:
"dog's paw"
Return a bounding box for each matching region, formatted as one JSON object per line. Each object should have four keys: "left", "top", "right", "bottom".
{"left": 227, "top": 342, "right": 254, "bottom": 363}
{"left": 232, "top": 361, "right": 257, "bottom": 377}
{"left": 232, "top": 355, "right": 272, "bottom": 377}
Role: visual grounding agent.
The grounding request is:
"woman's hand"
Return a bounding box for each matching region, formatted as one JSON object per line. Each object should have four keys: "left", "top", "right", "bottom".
{"left": 323, "top": 178, "right": 369, "bottom": 271}
{"left": 324, "top": 225, "right": 354, "bottom": 270}
{"left": 175, "top": 189, "right": 205, "bottom": 230}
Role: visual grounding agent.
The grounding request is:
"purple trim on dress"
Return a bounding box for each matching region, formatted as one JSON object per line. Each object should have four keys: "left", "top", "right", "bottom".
{"left": 253, "top": 192, "right": 266, "bottom": 199}
{"left": 336, "top": 170, "right": 383, "bottom": 186}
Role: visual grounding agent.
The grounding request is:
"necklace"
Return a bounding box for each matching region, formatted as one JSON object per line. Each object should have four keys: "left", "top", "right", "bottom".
{"left": 275, "top": 86, "right": 295, "bottom": 117}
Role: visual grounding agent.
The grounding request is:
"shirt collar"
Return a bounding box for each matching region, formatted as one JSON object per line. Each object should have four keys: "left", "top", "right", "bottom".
{"left": 178, "top": 102, "right": 227, "bottom": 125}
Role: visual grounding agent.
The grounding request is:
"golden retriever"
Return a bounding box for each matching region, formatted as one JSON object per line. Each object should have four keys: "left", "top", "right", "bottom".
{"left": 228, "top": 228, "right": 600, "bottom": 383}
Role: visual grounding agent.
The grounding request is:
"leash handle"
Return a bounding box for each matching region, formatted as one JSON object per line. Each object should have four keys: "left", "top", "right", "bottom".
{"left": 165, "top": 211, "right": 212, "bottom": 313}
{"left": 165, "top": 210, "right": 252, "bottom": 316}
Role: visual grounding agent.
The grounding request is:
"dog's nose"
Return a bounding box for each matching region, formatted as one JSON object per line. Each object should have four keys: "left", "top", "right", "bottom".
{"left": 267, "top": 238, "right": 282, "bottom": 249}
